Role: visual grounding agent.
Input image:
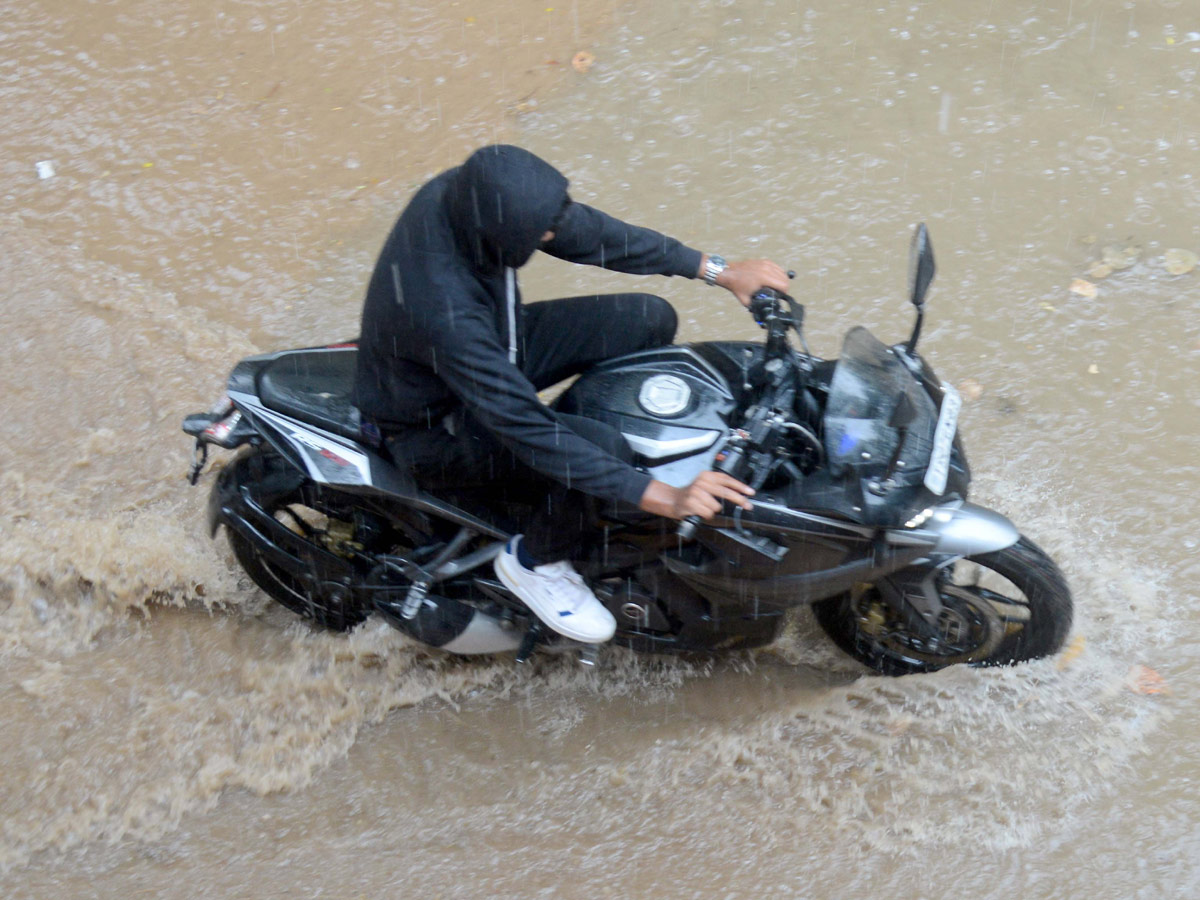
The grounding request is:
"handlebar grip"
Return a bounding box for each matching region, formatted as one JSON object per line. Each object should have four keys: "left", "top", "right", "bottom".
{"left": 676, "top": 516, "right": 701, "bottom": 540}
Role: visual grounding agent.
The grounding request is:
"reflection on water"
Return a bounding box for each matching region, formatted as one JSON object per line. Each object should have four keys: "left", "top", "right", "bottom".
{"left": 1, "top": 0, "right": 1197, "bottom": 896}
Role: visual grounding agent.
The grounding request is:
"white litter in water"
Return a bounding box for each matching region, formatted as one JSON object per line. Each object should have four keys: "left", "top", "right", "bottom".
{"left": 36, "top": 160, "right": 55, "bottom": 179}
{"left": 938, "top": 93, "right": 953, "bottom": 133}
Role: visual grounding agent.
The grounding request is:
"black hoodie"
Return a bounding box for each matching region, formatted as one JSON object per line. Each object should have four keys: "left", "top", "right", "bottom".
{"left": 353, "top": 145, "right": 702, "bottom": 506}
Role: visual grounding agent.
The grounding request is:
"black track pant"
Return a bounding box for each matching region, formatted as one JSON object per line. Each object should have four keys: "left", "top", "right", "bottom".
{"left": 385, "top": 293, "right": 677, "bottom": 561}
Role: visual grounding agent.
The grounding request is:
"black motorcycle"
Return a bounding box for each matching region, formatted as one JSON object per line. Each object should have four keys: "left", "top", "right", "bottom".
{"left": 183, "top": 226, "right": 1071, "bottom": 674}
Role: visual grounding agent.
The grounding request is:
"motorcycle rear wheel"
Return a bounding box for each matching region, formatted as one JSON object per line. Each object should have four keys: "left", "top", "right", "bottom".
{"left": 225, "top": 451, "right": 370, "bottom": 632}
{"left": 812, "top": 535, "right": 1072, "bottom": 676}
{"left": 229, "top": 530, "right": 368, "bottom": 631}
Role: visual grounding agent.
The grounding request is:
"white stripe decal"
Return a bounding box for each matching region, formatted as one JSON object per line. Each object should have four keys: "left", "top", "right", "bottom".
{"left": 621, "top": 430, "right": 721, "bottom": 459}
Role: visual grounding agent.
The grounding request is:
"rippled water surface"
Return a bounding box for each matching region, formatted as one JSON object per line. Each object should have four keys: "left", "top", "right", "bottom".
{"left": 2, "top": 0, "right": 1198, "bottom": 897}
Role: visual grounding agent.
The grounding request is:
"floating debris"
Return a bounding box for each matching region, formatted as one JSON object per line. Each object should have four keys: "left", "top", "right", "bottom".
{"left": 1069, "top": 278, "right": 1098, "bottom": 298}
{"left": 958, "top": 378, "right": 984, "bottom": 402}
{"left": 1102, "top": 244, "right": 1140, "bottom": 270}
{"left": 572, "top": 51, "right": 596, "bottom": 73}
{"left": 35, "top": 160, "right": 55, "bottom": 179}
{"left": 1163, "top": 248, "right": 1197, "bottom": 275}
{"left": 1055, "top": 634, "right": 1086, "bottom": 670}
{"left": 1127, "top": 664, "right": 1169, "bottom": 695}
{"left": 1087, "top": 363, "right": 1100, "bottom": 375}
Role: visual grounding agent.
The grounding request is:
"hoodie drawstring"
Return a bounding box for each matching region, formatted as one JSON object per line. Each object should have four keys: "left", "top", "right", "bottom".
{"left": 505, "top": 266, "right": 518, "bottom": 365}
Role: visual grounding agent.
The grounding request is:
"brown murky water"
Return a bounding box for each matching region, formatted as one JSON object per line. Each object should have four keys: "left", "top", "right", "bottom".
{"left": 2, "top": 0, "right": 1198, "bottom": 897}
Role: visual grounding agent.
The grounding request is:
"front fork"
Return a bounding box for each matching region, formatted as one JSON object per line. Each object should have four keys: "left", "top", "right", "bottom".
{"left": 875, "top": 501, "right": 1020, "bottom": 630}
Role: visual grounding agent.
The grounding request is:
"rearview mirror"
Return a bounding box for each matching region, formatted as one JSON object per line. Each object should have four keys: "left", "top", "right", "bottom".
{"left": 907, "top": 223, "right": 936, "bottom": 309}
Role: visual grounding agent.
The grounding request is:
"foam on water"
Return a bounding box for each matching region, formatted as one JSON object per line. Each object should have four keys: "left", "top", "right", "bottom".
{"left": 0, "top": 440, "right": 1170, "bottom": 876}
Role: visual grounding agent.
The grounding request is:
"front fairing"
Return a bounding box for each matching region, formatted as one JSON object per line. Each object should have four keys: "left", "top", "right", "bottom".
{"left": 556, "top": 333, "right": 970, "bottom": 529}
{"left": 816, "top": 327, "right": 969, "bottom": 525}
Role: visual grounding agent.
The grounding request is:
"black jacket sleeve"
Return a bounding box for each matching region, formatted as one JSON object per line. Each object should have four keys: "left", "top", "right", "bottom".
{"left": 541, "top": 202, "right": 703, "bottom": 278}
{"left": 426, "top": 291, "right": 653, "bottom": 507}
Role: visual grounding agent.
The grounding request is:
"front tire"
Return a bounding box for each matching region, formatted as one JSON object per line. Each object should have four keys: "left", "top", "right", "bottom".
{"left": 812, "top": 535, "right": 1072, "bottom": 676}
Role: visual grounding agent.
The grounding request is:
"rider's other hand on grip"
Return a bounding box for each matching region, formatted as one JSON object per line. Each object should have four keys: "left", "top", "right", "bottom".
{"left": 714, "top": 259, "right": 791, "bottom": 308}
{"left": 639, "top": 471, "right": 756, "bottom": 521}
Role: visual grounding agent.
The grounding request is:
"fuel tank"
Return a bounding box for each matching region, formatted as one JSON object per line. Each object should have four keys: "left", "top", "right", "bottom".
{"left": 555, "top": 344, "right": 745, "bottom": 487}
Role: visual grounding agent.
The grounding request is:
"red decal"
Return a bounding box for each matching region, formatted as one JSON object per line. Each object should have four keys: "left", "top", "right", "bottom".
{"left": 319, "top": 448, "right": 350, "bottom": 466}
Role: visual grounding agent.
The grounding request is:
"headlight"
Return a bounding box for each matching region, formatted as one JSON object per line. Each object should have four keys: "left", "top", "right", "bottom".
{"left": 904, "top": 507, "right": 935, "bottom": 529}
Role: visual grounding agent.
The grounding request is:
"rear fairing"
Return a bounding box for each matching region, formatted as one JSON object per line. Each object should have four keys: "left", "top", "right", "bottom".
{"left": 208, "top": 345, "right": 508, "bottom": 538}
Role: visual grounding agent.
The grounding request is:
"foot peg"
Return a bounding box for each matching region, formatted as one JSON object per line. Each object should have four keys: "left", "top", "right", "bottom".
{"left": 514, "top": 624, "right": 602, "bottom": 667}
{"left": 577, "top": 644, "right": 600, "bottom": 667}
{"left": 515, "top": 622, "right": 545, "bottom": 664}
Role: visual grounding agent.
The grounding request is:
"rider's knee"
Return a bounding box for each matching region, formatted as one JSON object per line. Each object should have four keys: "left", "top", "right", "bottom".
{"left": 636, "top": 294, "right": 677, "bottom": 347}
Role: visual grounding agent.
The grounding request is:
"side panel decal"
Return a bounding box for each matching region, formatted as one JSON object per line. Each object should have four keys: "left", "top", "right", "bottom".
{"left": 230, "top": 391, "right": 371, "bottom": 486}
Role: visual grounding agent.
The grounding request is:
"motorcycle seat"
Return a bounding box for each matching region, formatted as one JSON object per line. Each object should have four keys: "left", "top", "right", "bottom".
{"left": 257, "top": 347, "right": 363, "bottom": 441}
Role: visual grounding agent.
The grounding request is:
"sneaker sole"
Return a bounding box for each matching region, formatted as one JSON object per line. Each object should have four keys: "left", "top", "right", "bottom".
{"left": 494, "top": 552, "right": 615, "bottom": 644}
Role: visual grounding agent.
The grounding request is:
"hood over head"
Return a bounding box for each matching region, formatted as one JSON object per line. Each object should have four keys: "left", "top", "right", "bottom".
{"left": 446, "top": 145, "right": 570, "bottom": 271}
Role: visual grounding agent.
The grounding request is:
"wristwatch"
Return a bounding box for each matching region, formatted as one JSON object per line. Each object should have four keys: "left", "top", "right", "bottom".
{"left": 702, "top": 254, "right": 727, "bottom": 286}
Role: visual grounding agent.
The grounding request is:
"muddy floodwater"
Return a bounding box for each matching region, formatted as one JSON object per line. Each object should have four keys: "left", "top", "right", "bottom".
{"left": 2, "top": 0, "right": 1198, "bottom": 896}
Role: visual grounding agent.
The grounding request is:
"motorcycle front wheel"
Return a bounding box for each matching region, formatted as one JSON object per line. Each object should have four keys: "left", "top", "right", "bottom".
{"left": 812, "top": 535, "right": 1073, "bottom": 676}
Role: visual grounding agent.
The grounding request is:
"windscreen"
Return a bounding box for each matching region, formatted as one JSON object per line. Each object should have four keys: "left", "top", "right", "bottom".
{"left": 823, "top": 327, "right": 937, "bottom": 479}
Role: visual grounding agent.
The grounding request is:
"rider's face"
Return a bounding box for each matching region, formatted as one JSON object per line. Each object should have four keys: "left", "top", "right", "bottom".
{"left": 540, "top": 230, "right": 555, "bottom": 244}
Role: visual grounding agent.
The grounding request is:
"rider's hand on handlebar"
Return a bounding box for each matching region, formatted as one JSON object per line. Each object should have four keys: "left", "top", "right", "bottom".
{"left": 639, "top": 471, "right": 756, "bottom": 521}
{"left": 711, "top": 259, "right": 791, "bottom": 308}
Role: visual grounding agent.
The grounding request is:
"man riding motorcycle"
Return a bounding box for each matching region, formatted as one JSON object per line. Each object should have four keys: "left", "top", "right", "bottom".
{"left": 353, "top": 144, "right": 789, "bottom": 645}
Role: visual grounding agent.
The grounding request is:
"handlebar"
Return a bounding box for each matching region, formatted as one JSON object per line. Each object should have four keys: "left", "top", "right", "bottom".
{"left": 675, "top": 282, "right": 805, "bottom": 540}
{"left": 674, "top": 422, "right": 755, "bottom": 538}
{"left": 750, "top": 287, "right": 804, "bottom": 335}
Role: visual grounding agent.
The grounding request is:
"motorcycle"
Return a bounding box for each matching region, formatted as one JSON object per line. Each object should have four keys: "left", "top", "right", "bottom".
{"left": 182, "top": 225, "right": 1072, "bottom": 675}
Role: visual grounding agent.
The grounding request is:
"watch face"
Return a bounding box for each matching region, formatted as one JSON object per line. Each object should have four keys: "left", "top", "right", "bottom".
{"left": 638, "top": 374, "right": 692, "bottom": 417}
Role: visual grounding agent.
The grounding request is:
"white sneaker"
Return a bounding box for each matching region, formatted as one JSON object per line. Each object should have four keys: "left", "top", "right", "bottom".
{"left": 494, "top": 537, "right": 616, "bottom": 644}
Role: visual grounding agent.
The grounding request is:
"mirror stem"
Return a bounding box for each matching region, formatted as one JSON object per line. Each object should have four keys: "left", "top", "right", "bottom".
{"left": 906, "top": 306, "right": 925, "bottom": 355}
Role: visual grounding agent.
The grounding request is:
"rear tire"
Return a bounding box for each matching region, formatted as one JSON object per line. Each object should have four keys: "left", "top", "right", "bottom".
{"left": 812, "top": 535, "right": 1072, "bottom": 676}
{"left": 228, "top": 530, "right": 368, "bottom": 632}
{"left": 223, "top": 449, "right": 369, "bottom": 632}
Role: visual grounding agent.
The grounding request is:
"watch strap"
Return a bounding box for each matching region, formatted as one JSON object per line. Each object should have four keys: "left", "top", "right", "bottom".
{"left": 702, "top": 254, "right": 727, "bottom": 285}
